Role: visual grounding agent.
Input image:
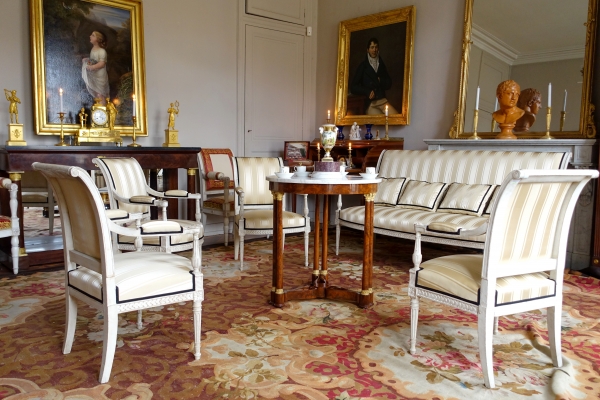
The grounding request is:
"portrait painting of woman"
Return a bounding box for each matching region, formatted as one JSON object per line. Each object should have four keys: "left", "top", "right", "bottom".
{"left": 82, "top": 31, "right": 110, "bottom": 104}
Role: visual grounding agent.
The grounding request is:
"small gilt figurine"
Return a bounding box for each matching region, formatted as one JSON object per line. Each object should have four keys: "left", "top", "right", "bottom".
{"left": 167, "top": 101, "right": 179, "bottom": 130}
{"left": 78, "top": 108, "right": 88, "bottom": 128}
{"left": 4, "top": 89, "right": 21, "bottom": 124}
{"left": 106, "top": 98, "right": 117, "bottom": 131}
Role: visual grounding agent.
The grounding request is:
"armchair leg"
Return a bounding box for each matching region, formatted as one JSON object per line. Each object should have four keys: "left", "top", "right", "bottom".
{"left": 548, "top": 305, "right": 563, "bottom": 367}
{"left": 137, "top": 310, "right": 143, "bottom": 330}
{"left": 193, "top": 300, "right": 202, "bottom": 360}
{"left": 99, "top": 307, "right": 119, "bottom": 384}
{"left": 234, "top": 226, "right": 239, "bottom": 260}
{"left": 335, "top": 223, "right": 340, "bottom": 256}
{"left": 493, "top": 317, "right": 499, "bottom": 335}
{"left": 304, "top": 230, "right": 309, "bottom": 267}
{"left": 11, "top": 234, "right": 19, "bottom": 274}
{"left": 63, "top": 291, "right": 78, "bottom": 354}
{"left": 223, "top": 216, "right": 229, "bottom": 246}
{"left": 410, "top": 297, "right": 419, "bottom": 354}
{"left": 478, "top": 308, "right": 496, "bottom": 389}
{"left": 239, "top": 232, "right": 245, "bottom": 271}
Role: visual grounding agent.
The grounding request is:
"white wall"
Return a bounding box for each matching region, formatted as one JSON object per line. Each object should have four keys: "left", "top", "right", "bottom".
{"left": 315, "top": 0, "right": 465, "bottom": 150}
{"left": 0, "top": 0, "right": 239, "bottom": 151}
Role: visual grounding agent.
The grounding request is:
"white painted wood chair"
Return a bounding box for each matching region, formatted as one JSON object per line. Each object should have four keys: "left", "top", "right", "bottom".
{"left": 197, "top": 148, "right": 235, "bottom": 246}
{"left": 0, "top": 177, "right": 19, "bottom": 274}
{"left": 93, "top": 157, "right": 201, "bottom": 253}
{"left": 21, "top": 171, "right": 57, "bottom": 235}
{"left": 409, "top": 169, "right": 598, "bottom": 389}
{"left": 232, "top": 157, "right": 310, "bottom": 270}
{"left": 33, "top": 162, "right": 204, "bottom": 384}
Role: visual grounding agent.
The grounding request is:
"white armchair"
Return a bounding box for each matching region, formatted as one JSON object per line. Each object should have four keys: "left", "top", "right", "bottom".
{"left": 33, "top": 162, "right": 204, "bottom": 384}
{"left": 409, "top": 169, "right": 598, "bottom": 388}
{"left": 0, "top": 177, "right": 19, "bottom": 274}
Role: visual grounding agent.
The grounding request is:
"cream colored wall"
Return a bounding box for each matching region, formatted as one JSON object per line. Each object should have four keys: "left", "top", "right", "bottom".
{"left": 315, "top": 0, "right": 465, "bottom": 150}
{"left": 0, "top": 0, "right": 239, "bottom": 150}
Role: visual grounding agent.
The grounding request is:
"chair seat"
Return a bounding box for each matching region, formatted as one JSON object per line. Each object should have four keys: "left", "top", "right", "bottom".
{"left": 416, "top": 254, "right": 556, "bottom": 305}
{"left": 204, "top": 196, "right": 234, "bottom": 212}
{"left": 0, "top": 215, "right": 11, "bottom": 230}
{"left": 68, "top": 252, "right": 195, "bottom": 303}
{"left": 23, "top": 193, "right": 50, "bottom": 203}
{"left": 237, "top": 210, "right": 306, "bottom": 230}
{"left": 118, "top": 219, "right": 202, "bottom": 246}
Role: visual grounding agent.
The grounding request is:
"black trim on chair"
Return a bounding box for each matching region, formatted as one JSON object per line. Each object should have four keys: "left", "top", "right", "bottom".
{"left": 494, "top": 278, "right": 557, "bottom": 307}
{"left": 426, "top": 226, "right": 462, "bottom": 235}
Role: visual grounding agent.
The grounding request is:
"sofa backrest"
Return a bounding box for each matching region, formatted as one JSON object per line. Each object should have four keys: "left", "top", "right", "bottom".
{"left": 376, "top": 150, "right": 571, "bottom": 185}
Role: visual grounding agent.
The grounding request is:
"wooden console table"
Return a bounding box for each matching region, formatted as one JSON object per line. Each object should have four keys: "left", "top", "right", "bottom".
{"left": 309, "top": 138, "right": 403, "bottom": 173}
{"left": 0, "top": 146, "right": 201, "bottom": 272}
{"left": 267, "top": 175, "right": 380, "bottom": 308}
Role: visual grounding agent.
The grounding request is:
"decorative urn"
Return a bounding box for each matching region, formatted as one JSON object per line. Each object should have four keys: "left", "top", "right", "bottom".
{"left": 319, "top": 124, "right": 338, "bottom": 162}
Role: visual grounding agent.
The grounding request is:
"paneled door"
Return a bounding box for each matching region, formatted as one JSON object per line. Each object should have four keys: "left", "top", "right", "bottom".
{"left": 245, "top": 25, "right": 304, "bottom": 157}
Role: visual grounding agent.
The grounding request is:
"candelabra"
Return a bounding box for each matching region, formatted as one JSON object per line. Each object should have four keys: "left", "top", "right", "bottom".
{"left": 347, "top": 145, "right": 354, "bottom": 168}
{"left": 559, "top": 111, "right": 566, "bottom": 132}
{"left": 384, "top": 115, "right": 390, "bottom": 140}
{"left": 467, "top": 109, "right": 481, "bottom": 140}
{"left": 128, "top": 116, "right": 141, "bottom": 147}
{"left": 55, "top": 112, "right": 69, "bottom": 146}
{"left": 542, "top": 107, "right": 554, "bottom": 140}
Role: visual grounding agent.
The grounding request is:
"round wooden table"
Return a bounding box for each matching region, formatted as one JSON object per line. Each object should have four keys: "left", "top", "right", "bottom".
{"left": 267, "top": 174, "right": 380, "bottom": 308}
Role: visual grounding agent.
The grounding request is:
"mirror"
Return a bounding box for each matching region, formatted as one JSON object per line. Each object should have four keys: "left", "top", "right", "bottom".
{"left": 450, "top": 0, "right": 598, "bottom": 139}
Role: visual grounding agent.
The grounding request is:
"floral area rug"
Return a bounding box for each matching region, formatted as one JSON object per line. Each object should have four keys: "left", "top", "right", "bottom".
{"left": 1, "top": 231, "right": 599, "bottom": 399}
{"left": 22, "top": 207, "right": 61, "bottom": 237}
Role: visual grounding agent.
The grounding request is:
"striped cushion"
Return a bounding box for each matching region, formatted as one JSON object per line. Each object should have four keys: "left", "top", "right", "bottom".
{"left": 140, "top": 220, "right": 182, "bottom": 234}
{"left": 165, "top": 190, "right": 188, "bottom": 197}
{"left": 237, "top": 210, "right": 306, "bottom": 230}
{"left": 130, "top": 195, "right": 155, "bottom": 204}
{"left": 68, "top": 252, "right": 195, "bottom": 303}
{"left": 340, "top": 206, "right": 488, "bottom": 242}
{"left": 118, "top": 219, "right": 201, "bottom": 246}
{"left": 397, "top": 180, "right": 448, "bottom": 211}
{"left": 374, "top": 178, "right": 408, "bottom": 206}
{"left": 0, "top": 215, "right": 11, "bottom": 230}
{"left": 416, "top": 254, "right": 555, "bottom": 305}
{"left": 437, "top": 183, "right": 495, "bottom": 216}
{"left": 105, "top": 209, "right": 130, "bottom": 220}
{"left": 234, "top": 157, "right": 281, "bottom": 206}
{"left": 483, "top": 186, "right": 499, "bottom": 215}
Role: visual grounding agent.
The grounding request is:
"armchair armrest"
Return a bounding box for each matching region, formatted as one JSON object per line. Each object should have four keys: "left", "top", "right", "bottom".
{"left": 235, "top": 186, "right": 245, "bottom": 218}
{"left": 416, "top": 222, "right": 489, "bottom": 238}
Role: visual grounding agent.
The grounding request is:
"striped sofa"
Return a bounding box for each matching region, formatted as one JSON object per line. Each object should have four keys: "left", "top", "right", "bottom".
{"left": 335, "top": 149, "right": 571, "bottom": 253}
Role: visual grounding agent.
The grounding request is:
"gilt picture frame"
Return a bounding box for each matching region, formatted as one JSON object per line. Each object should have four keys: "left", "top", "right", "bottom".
{"left": 30, "top": 0, "right": 147, "bottom": 136}
{"left": 334, "top": 7, "right": 416, "bottom": 127}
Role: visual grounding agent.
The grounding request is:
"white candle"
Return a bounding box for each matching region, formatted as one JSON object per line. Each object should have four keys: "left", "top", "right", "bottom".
{"left": 59, "top": 88, "right": 63, "bottom": 112}
{"left": 327, "top": 110, "right": 330, "bottom": 120}
{"left": 132, "top": 94, "right": 136, "bottom": 117}
{"left": 548, "top": 83, "right": 552, "bottom": 108}
{"left": 494, "top": 98, "right": 498, "bottom": 111}
{"left": 563, "top": 90, "right": 567, "bottom": 112}
{"left": 385, "top": 105, "right": 388, "bottom": 116}
{"left": 475, "top": 86, "right": 480, "bottom": 110}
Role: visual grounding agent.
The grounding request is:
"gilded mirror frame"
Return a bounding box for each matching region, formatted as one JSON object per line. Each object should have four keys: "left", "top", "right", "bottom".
{"left": 334, "top": 7, "right": 416, "bottom": 126}
{"left": 449, "top": 0, "right": 598, "bottom": 139}
{"left": 30, "top": 0, "right": 147, "bottom": 137}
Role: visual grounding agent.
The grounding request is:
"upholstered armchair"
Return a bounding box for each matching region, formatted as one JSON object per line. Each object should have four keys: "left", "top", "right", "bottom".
{"left": 409, "top": 169, "right": 598, "bottom": 389}
{"left": 232, "top": 157, "right": 310, "bottom": 270}
{"left": 21, "top": 171, "right": 57, "bottom": 235}
{"left": 33, "top": 162, "right": 204, "bottom": 384}
{"left": 197, "top": 148, "right": 235, "bottom": 246}
{"left": 0, "top": 177, "right": 19, "bottom": 274}
{"left": 93, "top": 157, "right": 201, "bottom": 253}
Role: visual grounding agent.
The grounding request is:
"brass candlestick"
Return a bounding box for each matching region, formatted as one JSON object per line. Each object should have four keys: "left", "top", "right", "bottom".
{"left": 467, "top": 109, "right": 481, "bottom": 140}
{"left": 384, "top": 115, "right": 390, "bottom": 140}
{"left": 55, "top": 112, "right": 69, "bottom": 146}
{"left": 542, "top": 107, "right": 554, "bottom": 140}
{"left": 491, "top": 119, "right": 497, "bottom": 132}
{"left": 560, "top": 111, "right": 566, "bottom": 131}
{"left": 128, "top": 115, "right": 141, "bottom": 147}
{"left": 347, "top": 145, "right": 354, "bottom": 168}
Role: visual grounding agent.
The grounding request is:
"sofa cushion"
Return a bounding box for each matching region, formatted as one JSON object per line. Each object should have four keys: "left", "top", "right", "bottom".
{"left": 437, "top": 183, "right": 496, "bottom": 216}
{"left": 483, "top": 186, "right": 499, "bottom": 215}
{"left": 415, "top": 254, "right": 556, "bottom": 305}
{"left": 397, "top": 180, "right": 448, "bottom": 211}
{"left": 340, "top": 206, "right": 489, "bottom": 243}
{"left": 374, "top": 177, "right": 409, "bottom": 206}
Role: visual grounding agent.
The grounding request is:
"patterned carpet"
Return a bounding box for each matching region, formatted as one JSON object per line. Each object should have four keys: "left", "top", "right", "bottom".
{"left": 1, "top": 231, "right": 600, "bottom": 399}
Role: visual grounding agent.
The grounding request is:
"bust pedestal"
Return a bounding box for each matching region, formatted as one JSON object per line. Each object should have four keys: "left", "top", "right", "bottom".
{"left": 6, "top": 124, "right": 26, "bottom": 146}
{"left": 496, "top": 123, "right": 517, "bottom": 139}
{"left": 163, "top": 129, "right": 180, "bottom": 147}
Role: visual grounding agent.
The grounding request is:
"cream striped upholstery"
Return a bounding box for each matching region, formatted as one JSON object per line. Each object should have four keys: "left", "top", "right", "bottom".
{"left": 68, "top": 252, "right": 196, "bottom": 303}
{"left": 234, "top": 157, "right": 281, "bottom": 207}
{"left": 377, "top": 150, "right": 568, "bottom": 185}
{"left": 415, "top": 254, "right": 555, "bottom": 305}
{"left": 340, "top": 206, "right": 488, "bottom": 242}
{"left": 437, "top": 183, "right": 496, "bottom": 216}
{"left": 374, "top": 177, "right": 408, "bottom": 206}
{"left": 96, "top": 158, "right": 150, "bottom": 214}
{"left": 238, "top": 210, "right": 306, "bottom": 230}
{"left": 118, "top": 219, "right": 198, "bottom": 246}
{"left": 397, "top": 180, "right": 448, "bottom": 211}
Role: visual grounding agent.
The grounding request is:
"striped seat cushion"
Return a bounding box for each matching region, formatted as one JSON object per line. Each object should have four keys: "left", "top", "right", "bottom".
{"left": 340, "top": 206, "right": 488, "bottom": 243}
{"left": 68, "top": 252, "right": 196, "bottom": 303}
{"left": 237, "top": 210, "right": 306, "bottom": 230}
{"left": 397, "top": 180, "right": 448, "bottom": 211}
{"left": 415, "top": 254, "right": 556, "bottom": 305}
{"left": 437, "top": 183, "right": 496, "bottom": 216}
{"left": 374, "top": 177, "right": 408, "bottom": 206}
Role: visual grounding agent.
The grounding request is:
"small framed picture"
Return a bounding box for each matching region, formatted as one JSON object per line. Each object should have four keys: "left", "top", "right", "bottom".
{"left": 284, "top": 141, "right": 310, "bottom": 161}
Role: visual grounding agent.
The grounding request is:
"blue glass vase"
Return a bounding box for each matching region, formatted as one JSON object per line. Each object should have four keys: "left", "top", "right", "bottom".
{"left": 336, "top": 125, "right": 345, "bottom": 140}
{"left": 364, "top": 124, "right": 373, "bottom": 140}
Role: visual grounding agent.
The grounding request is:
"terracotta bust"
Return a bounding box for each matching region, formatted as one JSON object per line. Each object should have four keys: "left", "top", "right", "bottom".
{"left": 492, "top": 80, "right": 525, "bottom": 139}
{"left": 514, "top": 88, "right": 542, "bottom": 132}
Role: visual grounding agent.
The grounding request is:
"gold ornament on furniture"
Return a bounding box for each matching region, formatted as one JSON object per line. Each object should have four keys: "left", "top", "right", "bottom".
{"left": 5, "top": 89, "right": 26, "bottom": 146}
{"left": 163, "top": 101, "right": 181, "bottom": 147}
